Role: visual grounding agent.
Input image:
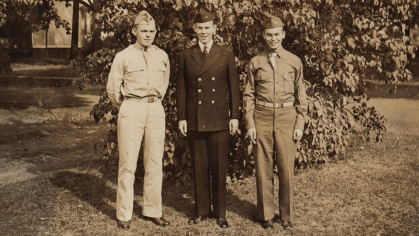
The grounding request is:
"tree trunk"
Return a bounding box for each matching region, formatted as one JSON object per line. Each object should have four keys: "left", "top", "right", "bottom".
{"left": 70, "top": 0, "right": 80, "bottom": 60}
{"left": 45, "top": 29, "right": 48, "bottom": 58}
{"left": 88, "top": 11, "right": 102, "bottom": 55}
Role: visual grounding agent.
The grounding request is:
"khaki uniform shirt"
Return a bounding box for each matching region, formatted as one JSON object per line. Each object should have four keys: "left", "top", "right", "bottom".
{"left": 107, "top": 44, "right": 170, "bottom": 105}
{"left": 243, "top": 47, "right": 308, "bottom": 130}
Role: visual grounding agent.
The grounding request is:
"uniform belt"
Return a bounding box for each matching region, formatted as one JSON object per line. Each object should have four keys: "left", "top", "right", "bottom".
{"left": 256, "top": 99, "right": 293, "bottom": 108}
{"left": 124, "top": 96, "right": 160, "bottom": 103}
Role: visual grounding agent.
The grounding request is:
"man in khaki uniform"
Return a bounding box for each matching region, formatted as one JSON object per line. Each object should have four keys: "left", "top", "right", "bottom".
{"left": 107, "top": 10, "right": 170, "bottom": 230}
{"left": 243, "top": 17, "right": 308, "bottom": 230}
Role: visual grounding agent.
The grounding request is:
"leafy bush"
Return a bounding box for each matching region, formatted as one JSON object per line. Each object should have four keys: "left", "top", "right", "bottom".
{"left": 76, "top": 0, "right": 418, "bottom": 183}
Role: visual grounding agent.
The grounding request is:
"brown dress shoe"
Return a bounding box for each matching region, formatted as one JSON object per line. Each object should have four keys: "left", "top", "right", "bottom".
{"left": 282, "top": 221, "right": 293, "bottom": 230}
{"left": 216, "top": 217, "right": 229, "bottom": 228}
{"left": 143, "top": 216, "right": 170, "bottom": 227}
{"left": 261, "top": 219, "right": 274, "bottom": 229}
{"left": 117, "top": 220, "right": 130, "bottom": 230}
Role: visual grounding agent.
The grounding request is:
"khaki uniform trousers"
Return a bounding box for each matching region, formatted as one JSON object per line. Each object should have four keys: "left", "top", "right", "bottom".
{"left": 117, "top": 98, "right": 165, "bottom": 221}
{"left": 254, "top": 104, "right": 297, "bottom": 223}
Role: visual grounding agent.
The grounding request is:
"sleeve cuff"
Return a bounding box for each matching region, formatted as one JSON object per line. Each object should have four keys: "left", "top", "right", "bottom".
{"left": 231, "top": 111, "right": 240, "bottom": 119}
{"left": 246, "top": 118, "right": 255, "bottom": 129}
{"left": 295, "top": 118, "right": 305, "bottom": 131}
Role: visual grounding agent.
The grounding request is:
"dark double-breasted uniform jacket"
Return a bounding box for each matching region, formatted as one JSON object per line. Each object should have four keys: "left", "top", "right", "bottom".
{"left": 176, "top": 43, "right": 240, "bottom": 131}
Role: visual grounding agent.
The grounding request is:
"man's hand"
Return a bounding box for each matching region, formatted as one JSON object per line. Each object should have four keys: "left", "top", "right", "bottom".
{"left": 229, "top": 119, "right": 239, "bottom": 135}
{"left": 179, "top": 120, "right": 187, "bottom": 137}
{"left": 293, "top": 129, "right": 303, "bottom": 141}
{"left": 246, "top": 128, "right": 257, "bottom": 144}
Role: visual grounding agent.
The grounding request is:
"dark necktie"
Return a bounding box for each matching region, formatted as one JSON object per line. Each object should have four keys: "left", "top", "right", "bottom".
{"left": 203, "top": 46, "right": 208, "bottom": 58}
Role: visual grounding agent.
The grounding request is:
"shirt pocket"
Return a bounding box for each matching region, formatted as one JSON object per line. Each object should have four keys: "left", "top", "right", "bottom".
{"left": 283, "top": 71, "right": 295, "bottom": 94}
{"left": 151, "top": 63, "right": 166, "bottom": 86}
{"left": 255, "top": 69, "right": 270, "bottom": 94}
{"left": 125, "top": 63, "right": 147, "bottom": 85}
{"left": 255, "top": 69, "right": 267, "bottom": 81}
{"left": 126, "top": 63, "right": 146, "bottom": 74}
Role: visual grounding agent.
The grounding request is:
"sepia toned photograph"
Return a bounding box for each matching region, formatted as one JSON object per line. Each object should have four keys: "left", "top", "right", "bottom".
{"left": 0, "top": 0, "right": 418, "bottom": 235}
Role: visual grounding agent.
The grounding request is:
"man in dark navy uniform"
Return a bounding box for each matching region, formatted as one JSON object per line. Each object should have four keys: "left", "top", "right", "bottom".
{"left": 176, "top": 8, "right": 241, "bottom": 228}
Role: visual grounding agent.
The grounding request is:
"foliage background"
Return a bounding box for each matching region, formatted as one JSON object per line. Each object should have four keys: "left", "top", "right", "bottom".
{"left": 75, "top": 0, "right": 418, "bottom": 183}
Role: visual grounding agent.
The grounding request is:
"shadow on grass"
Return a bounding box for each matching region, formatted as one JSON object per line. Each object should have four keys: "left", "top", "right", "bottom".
{"left": 226, "top": 187, "right": 258, "bottom": 222}
{"left": 366, "top": 82, "right": 419, "bottom": 100}
{"left": 160, "top": 178, "right": 257, "bottom": 222}
{"left": 48, "top": 167, "right": 257, "bottom": 223}
{"left": 50, "top": 171, "right": 118, "bottom": 221}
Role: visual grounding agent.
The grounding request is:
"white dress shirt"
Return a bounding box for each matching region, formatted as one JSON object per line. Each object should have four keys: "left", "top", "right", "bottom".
{"left": 198, "top": 39, "right": 214, "bottom": 54}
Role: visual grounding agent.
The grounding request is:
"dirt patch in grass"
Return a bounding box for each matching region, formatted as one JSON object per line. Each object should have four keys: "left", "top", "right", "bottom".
{"left": 0, "top": 87, "right": 102, "bottom": 124}
{"left": 9, "top": 58, "right": 79, "bottom": 78}
{"left": 9, "top": 65, "right": 79, "bottom": 78}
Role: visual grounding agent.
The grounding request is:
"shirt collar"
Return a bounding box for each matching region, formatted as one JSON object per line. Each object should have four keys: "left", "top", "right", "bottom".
{"left": 133, "top": 42, "right": 149, "bottom": 51}
{"left": 198, "top": 39, "right": 214, "bottom": 53}
{"left": 267, "top": 46, "right": 284, "bottom": 59}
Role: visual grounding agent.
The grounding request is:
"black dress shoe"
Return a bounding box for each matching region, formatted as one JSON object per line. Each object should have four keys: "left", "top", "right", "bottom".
{"left": 274, "top": 217, "right": 293, "bottom": 230}
{"left": 216, "top": 217, "right": 229, "bottom": 228}
{"left": 143, "top": 216, "right": 170, "bottom": 227}
{"left": 261, "top": 219, "right": 274, "bottom": 229}
{"left": 117, "top": 220, "right": 130, "bottom": 230}
{"left": 188, "top": 215, "right": 209, "bottom": 225}
{"left": 274, "top": 217, "right": 283, "bottom": 224}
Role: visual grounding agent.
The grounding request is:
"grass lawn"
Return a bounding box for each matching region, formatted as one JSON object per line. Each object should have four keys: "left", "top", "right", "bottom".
{"left": 0, "top": 87, "right": 418, "bottom": 235}
{"left": 0, "top": 98, "right": 417, "bottom": 236}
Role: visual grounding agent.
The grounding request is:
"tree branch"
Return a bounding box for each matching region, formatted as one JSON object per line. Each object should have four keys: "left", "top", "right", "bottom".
{"left": 61, "top": 0, "right": 93, "bottom": 11}
{"left": 104, "top": 17, "right": 113, "bottom": 29}
{"left": 79, "top": 1, "right": 93, "bottom": 11}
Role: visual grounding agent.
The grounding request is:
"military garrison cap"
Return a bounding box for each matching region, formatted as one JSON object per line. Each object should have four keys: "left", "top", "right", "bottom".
{"left": 195, "top": 8, "right": 216, "bottom": 23}
{"left": 134, "top": 10, "right": 155, "bottom": 25}
{"left": 263, "top": 17, "right": 284, "bottom": 29}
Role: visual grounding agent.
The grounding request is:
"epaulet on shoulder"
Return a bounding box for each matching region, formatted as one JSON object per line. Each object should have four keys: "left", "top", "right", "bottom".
{"left": 283, "top": 49, "right": 299, "bottom": 60}
{"left": 252, "top": 51, "right": 265, "bottom": 61}
{"left": 116, "top": 45, "right": 132, "bottom": 56}
{"left": 152, "top": 45, "right": 162, "bottom": 51}
{"left": 152, "top": 45, "right": 168, "bottom": 56}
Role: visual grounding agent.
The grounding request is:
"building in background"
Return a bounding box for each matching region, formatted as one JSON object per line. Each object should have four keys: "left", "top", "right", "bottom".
{"left": 32, "top": 1, "right": 90, "bottom": 59}
{"left": 0, "top": 1, "right": 90, "bottom": 59}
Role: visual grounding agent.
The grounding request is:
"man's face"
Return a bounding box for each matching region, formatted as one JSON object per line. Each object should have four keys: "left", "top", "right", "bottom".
{"left": 263, "top": 27, "right": 285, "bottom": 50}
{"left": 132, "top": 23, "right": 156, "bottom": 47}
{"left": 194, "top": 21, "right": 216, "bottom": 45}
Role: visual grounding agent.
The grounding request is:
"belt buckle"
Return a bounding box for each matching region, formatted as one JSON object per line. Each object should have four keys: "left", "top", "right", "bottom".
{"left": 274, "top": 102, "right": 283, "bottom": 109}
{"left": 147, "top": 97, "right": 156, "bottom": 103}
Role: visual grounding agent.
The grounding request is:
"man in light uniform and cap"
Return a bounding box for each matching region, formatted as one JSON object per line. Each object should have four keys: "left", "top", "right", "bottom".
{"left": 243, "top": 17, "right": 308, "bottom": 229}
{"left": 107, "top": 10, "right": 170, "bottom": 230}
{"left": 176, "top": 8, "right": 241, "bottom": 228}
